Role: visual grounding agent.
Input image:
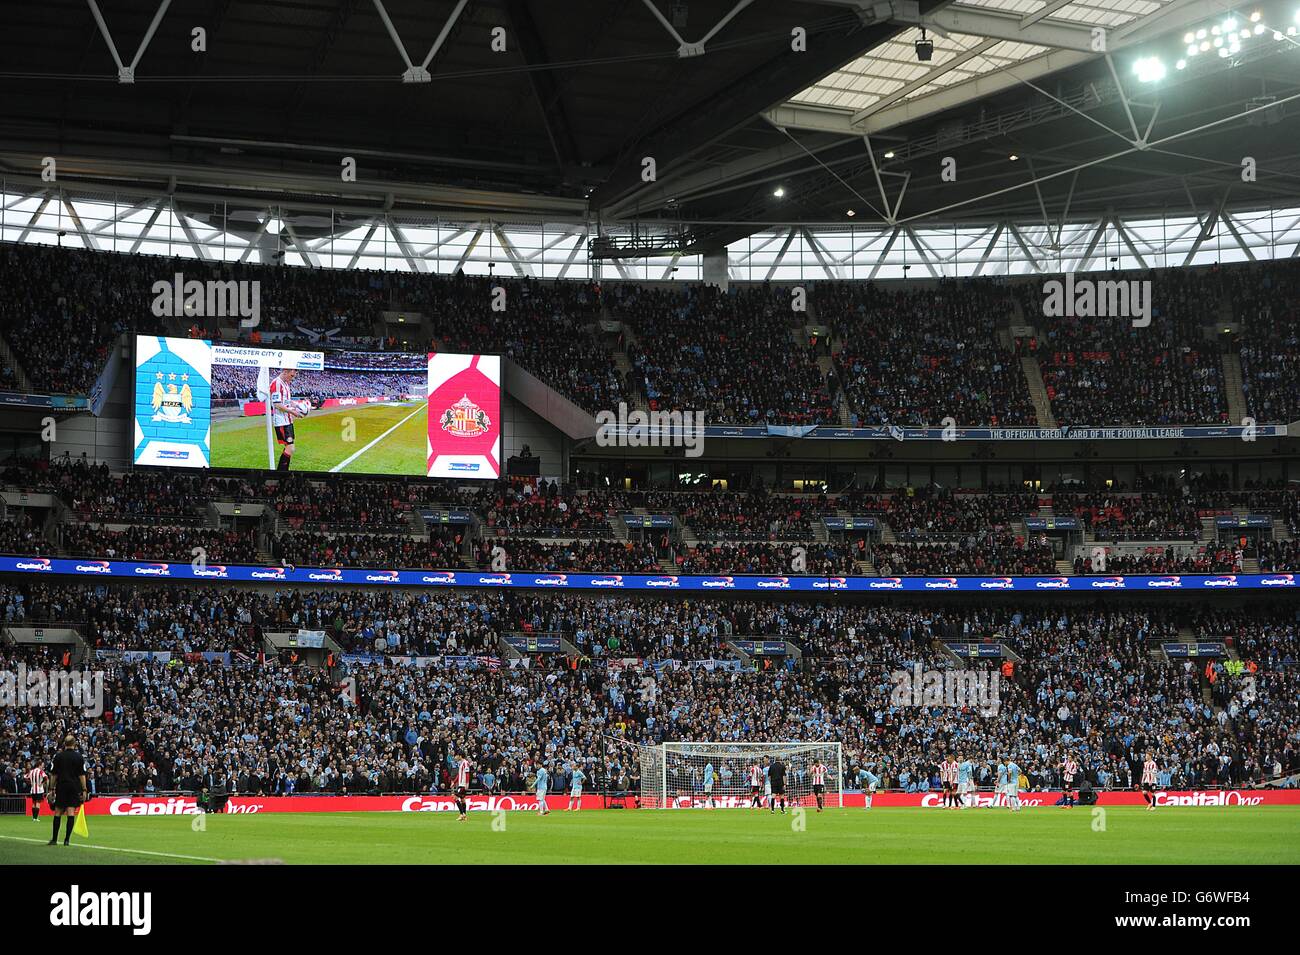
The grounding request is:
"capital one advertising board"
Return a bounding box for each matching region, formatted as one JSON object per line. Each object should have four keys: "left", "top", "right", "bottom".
{"left": 86, "top": 790, "right": 1300, "bottom": 814}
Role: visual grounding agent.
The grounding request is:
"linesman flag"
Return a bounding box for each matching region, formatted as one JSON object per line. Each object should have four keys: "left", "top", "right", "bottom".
{"left": 73, "top": 804, "right": 89, "bottom": 839}
{"left": 255, "top": 364, "right": 275, "bottom": 470}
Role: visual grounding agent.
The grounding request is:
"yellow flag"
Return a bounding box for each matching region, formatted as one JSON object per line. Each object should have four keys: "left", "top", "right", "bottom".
{"left": 72, "top": 804, "right": 89, "bottom": 839}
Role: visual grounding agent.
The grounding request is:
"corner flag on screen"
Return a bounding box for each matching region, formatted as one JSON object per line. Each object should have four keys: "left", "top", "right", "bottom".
{"left": 255, "top": 364, "right": 275, "bottom": 470}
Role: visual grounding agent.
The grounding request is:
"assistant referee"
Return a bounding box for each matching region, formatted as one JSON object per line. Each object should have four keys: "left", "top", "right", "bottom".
{"left": 48, "top": 735, "right": 87, "bottom": 846}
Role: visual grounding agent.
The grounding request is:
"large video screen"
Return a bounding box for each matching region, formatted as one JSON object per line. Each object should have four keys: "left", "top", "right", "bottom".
{"left": 132, "top": 337, "right": 501, "bottom": 478}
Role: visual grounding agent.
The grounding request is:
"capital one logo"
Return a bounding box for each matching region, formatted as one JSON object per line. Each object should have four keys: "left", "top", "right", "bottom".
{"left": 1042, "top": 273, "right": 1151, "bottom": 327}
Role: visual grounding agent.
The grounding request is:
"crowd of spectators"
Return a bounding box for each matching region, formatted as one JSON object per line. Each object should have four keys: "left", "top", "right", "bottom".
{"left": 9, "top": 460, "right": 1300, "bottom": 576}
{"left": 0, "top": 244, "right": 156, "bottom": 396}
{"left": 823, "top": 279, "right": 1036, "bottom": 427}
{"left": 4, "top": 243, "right": 1300, "bottom": 433}
{"left": 403, "top": 272, "right": 624, "bottom": 414}
{"left": 884, "top": 487, "right": 1039, "bottom": 539}
{"left": 1029, "top": 268, "right": 1227, "bottom": 426}
{"left": 676, "top": 541, "right": 855, "bottom": 575}
{"left": 655, "top": 490, "right": 833, "bottom": 540}
{"left": 612, "top": 283, "right": 836, "bottom": 426}
{"left": 61, "top": 524, "right": 260, "bottom": 563}
{"left": 1228, "top": 259, "right": 1300, "bottom": 423}
{"left": 1257, "top": 539, "right": 1300, "bottom": 573}
{"left": 1057, "top": 491, "right": 1203, "bottom": 541}
{"left": 1074, "top": 545, "right": 1240, "bottom": 576}
{"left": 0, "top": 511, "right": 49, "bottom": 556}
{"left": 2, "top": 592, "right": 1294, "bottom": 797}
{"left": 211, "top": 362, "right": 425, "bottom": 404}
{"left": 274, "top": 530, "right": 466, "bottom": 570}
{"left": 871, "top": 535, "right": 1056, "bottom": 576}
{"left": 472, "top": 538, "right": 662, "bottom": 573}
{"left": 473, "top": 481, "right": 623, "bottom": 537}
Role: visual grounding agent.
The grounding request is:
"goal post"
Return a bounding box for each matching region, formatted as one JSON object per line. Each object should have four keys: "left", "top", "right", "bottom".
{"left": 639, "top": 741, "right": 843, "bottom": 809}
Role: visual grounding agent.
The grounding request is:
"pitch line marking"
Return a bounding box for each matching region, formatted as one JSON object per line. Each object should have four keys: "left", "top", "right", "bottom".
{"left": 328, "top": 400, "right": 427, "bottom": 474}
{"left": 0, "top": 833, "right": 223, "bottom": 863}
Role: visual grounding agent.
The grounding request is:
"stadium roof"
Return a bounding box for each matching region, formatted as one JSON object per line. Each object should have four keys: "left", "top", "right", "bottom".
{"left": 1, "top": 0, "right": 1298, "bottom": 255}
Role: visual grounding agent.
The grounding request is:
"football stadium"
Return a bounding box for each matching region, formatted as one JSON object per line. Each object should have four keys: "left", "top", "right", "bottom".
{"left": 0, "top": 0, "right": 1298, "bottom": 926}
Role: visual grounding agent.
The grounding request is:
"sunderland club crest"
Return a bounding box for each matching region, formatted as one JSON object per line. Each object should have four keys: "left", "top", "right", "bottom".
{"left": 440, "top": 394, "right": 491, "bottom": 437}
{"left": 151, "top": 372, "right": 194, "bottom": 424}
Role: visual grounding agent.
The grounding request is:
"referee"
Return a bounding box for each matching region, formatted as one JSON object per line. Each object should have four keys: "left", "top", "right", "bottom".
{"left": 48, "top": 735, "right": 87, "bottom": 846}
{"left": 769, "top": 758, "right": 787, "bottom": 814}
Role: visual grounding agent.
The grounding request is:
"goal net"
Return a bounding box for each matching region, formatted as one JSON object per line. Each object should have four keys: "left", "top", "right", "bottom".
{"left": 639, "top": 741, "right": 843, "bottom": 809}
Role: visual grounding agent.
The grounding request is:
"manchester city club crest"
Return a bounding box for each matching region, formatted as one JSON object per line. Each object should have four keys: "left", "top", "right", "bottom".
{"left": 151, "top": 372, "right": 195, "bottom": 423}
{"left": 439, "top": 394, "right": 491, "bottom": 437}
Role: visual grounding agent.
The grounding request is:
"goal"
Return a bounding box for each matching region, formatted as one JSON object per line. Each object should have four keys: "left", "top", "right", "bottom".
{"left": 639, "top": 741, "right": 843, "bottom": 809}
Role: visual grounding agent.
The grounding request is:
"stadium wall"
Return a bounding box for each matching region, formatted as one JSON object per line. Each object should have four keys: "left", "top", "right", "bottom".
{"left": 501, "top": 392, "right": 567, "bottom": 478}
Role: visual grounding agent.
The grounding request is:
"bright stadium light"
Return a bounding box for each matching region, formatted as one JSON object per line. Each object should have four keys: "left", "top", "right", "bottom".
{"left": 1184, "top": 31, "right": 1195, "bottom": 42}
{"left": 883, "top": 150, "right": 895, "bottom": 158}
{"left": 1176, "top": 58, "right": 1187, "bottom": 69}
{"left": 773, "top": 186, "right": 785, "bottom": 198}
{"left": 1133, "top": 57, "right": 1166, "bottom": 82}
{"left": 1200, "top": 40, "right": 1211, "bottom": 50}
{"left": 1219, "top": 46, "right": 1230, "bottom": 56}
{"left": 1250, "top": 10, "right": 1261, "bottom": 21}
{"left": 1196, "top": 28, "right": 1207, "bottom": 38}
{"left": 1255, "top": 23, "right": 1266, "bottom": 34}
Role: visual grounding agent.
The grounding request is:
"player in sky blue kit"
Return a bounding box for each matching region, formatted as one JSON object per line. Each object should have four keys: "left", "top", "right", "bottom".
{"left": 567, "top": 766, "right": 586, "bottom": 812}
{"left": 534, "top": 763, "right": 551, "bottom": 816}
{"left": 957, "top": 756, "right": 974, "bottom": 809}
{"left": 857, "top": 764, "right": 879, "bottom": 809}
{"left": 1005, "top": 759, "right": 1022, "bottom": 812}
{"left": 995, "top": 760, "right": 1009, "bottom": 808}
{"left": 703, "top": 760, "right": 716, "bottom": 809}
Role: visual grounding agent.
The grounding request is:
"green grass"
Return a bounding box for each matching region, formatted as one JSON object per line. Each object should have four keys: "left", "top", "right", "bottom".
{"left": 4, "top": 807, "right": 1298, "bottom": 865}
{"left": 210, "top": 400, "right": 428, "bottom": 475}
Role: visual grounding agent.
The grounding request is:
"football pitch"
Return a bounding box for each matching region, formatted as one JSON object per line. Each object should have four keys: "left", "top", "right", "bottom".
{"left": 210, "top": 400, "right": 428, "bottom": 474}
{"left": 3, "top": 807, "right": 1298, "bottom": 865}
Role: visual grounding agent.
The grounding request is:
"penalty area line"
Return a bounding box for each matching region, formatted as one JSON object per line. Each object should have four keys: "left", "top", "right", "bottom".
{"left": 0, "top": 833, "right": 223, "bottom": 863}
{"left": 328, "top": 400, "right": 427, "bottom": 474}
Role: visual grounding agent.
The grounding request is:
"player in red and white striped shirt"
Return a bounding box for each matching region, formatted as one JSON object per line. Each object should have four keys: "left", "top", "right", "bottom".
{"left": 940, "top": 754, "right": 959, "bottom": 809}
{"left": 268, "top": 369, "right": 304, "bottom": 471}
{"left": 1060, "top": 755, "right": 1079, "bottom": 808}
{"left": 810, "top": 760, "right": 828, "bottom": 812}
{"left": 1140, "top": 751, "right": 1159, "bottom": 811}
{"left": 748, "top": 763, "right": 764, "bottom": 809}
{"left": 453, "top": 755, "right": 473, "bottom": 822}
{"left": 26, "top": 762, "right": 47, "bottom": 821}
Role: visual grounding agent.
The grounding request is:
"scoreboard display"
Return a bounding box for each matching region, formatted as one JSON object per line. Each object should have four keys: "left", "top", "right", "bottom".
{"left": 132, "top": 336, "right": 501, "bottom": 479}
